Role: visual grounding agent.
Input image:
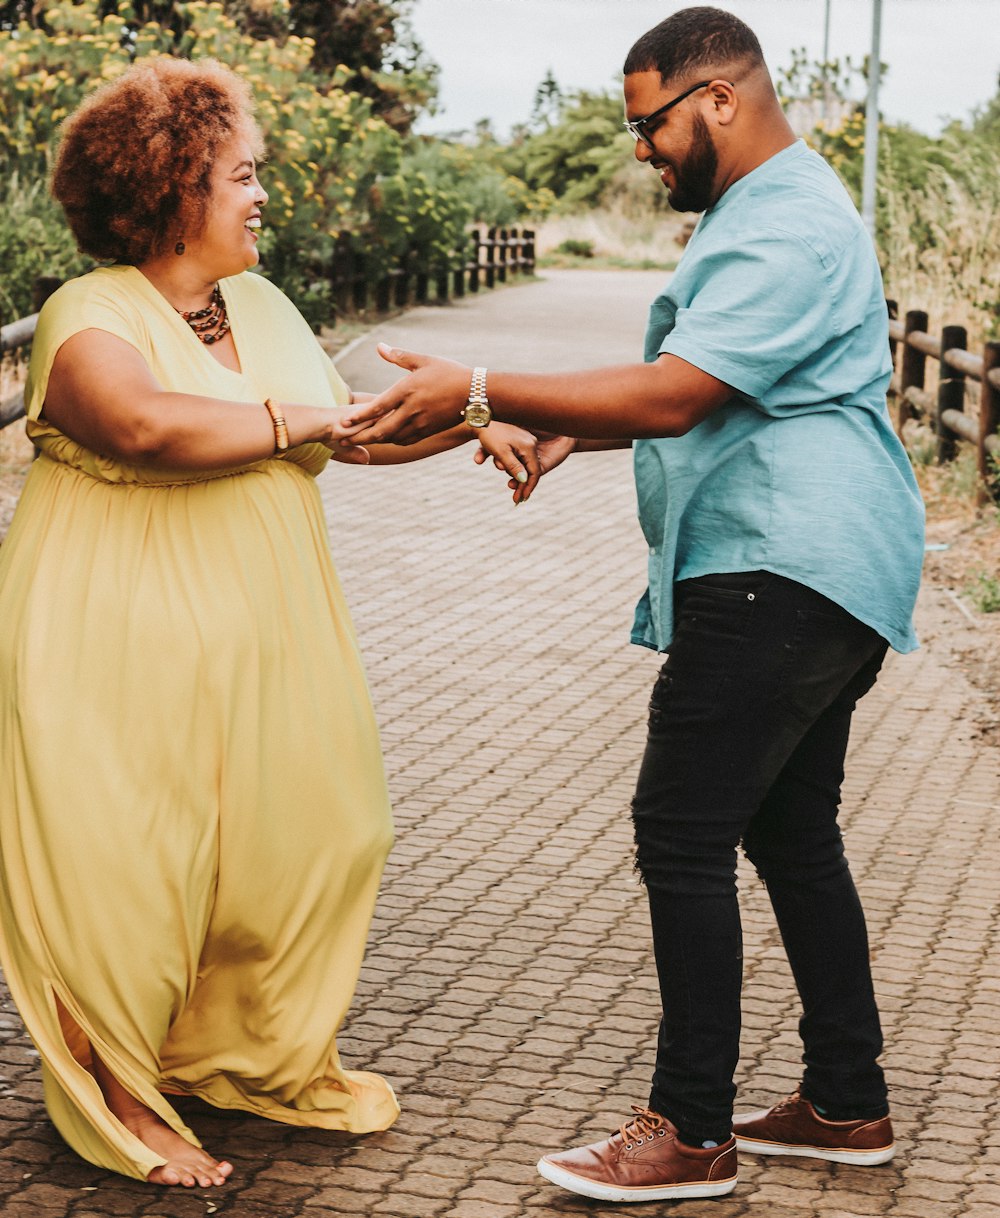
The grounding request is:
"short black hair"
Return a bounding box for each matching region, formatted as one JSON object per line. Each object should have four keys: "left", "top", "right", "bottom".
{"left": 624, "top": 6, "right": 765, "bottom": 83}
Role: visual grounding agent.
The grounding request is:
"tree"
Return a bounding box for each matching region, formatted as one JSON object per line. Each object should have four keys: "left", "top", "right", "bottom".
{"left": 512, "top": 90, "right": 628, "bottom": 208}
{"left": 970, "top": 70, "right": 1000, "bottom": 140}
{"left": 0, "top": 0, "right": 440, "bottom": 131}
{"left": 288, "top": 0, "right": 438, "bottom": 133}
{"left": 530, "top": 69, "right": 563, "bottom": 130}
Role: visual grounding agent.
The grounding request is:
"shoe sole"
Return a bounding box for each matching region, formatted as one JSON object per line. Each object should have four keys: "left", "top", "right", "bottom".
{"left": 735, "top": 1136, "right": 895, "bottom": 1166}
{"left": 537, "top": 1156, "right": 738, "bottom": 1202}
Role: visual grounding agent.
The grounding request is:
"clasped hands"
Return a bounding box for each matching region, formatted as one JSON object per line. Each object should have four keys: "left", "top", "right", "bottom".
{"left": 339, "top": 342, "right": 575, "bottom": 503}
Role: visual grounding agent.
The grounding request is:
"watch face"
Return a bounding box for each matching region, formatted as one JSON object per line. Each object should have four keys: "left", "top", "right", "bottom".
{"left": 464, "top": 400, "right": 492, "bottom": 428}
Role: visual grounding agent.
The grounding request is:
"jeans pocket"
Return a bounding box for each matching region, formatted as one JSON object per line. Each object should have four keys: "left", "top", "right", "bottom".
{"left": 683, "top": 571, "right": 774, "bottom": 600}
{"left": 775, "top": 607, "right": 880, "bottom": 725}
{"left": 651, "top": 580, "right": 762, "bottom": 724}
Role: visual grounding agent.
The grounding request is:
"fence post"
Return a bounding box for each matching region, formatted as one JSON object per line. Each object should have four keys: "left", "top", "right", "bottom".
{"left": 350, "top": 249, "right": 369, "bottom": 313}
{"left": 523, "top": 228, "right": 535, "bottom": 274}
{"left": 897, "top": 309, "right": 928, "bottom": 435}
{"left": 485, "top": 227, "right": 496, "bottom": 289}
{"left": 498, "top": 227, "right": 508, "bottom": 283}
{"left": 469, "top": 230, "right": 481, "bottom": 293}
{"left": 978, "top": 340, "right": 1000, "bottom": 504}
{"left": 935, "top": 324, "right": 967, "bottom": 464}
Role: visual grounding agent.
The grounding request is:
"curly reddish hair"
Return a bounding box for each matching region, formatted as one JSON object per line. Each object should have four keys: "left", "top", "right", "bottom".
{"left": 52, "top": 57, "right": 264, "bottom": 265}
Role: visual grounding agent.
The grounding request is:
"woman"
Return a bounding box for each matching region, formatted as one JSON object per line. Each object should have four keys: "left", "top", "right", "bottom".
{"left": 0, "top": 56, "right": 539, "bottom": 1189}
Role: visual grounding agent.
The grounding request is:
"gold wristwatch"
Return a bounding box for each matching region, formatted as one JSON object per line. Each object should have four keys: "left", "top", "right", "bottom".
{"left": 461, "top": 366, "right": 492, "bottom": 428}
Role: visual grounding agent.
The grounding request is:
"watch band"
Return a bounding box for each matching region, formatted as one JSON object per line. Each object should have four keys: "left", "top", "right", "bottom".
{"left": 462, "top": 366, "right": 492, "bottom": 428}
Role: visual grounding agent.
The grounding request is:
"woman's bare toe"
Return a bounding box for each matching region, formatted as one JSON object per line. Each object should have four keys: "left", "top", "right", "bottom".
{"left": 91, "top": 1048, "right": 231, "bottom": 1187}
{"left": 146, "top": 1143, "right": 230, "bottom": 1187}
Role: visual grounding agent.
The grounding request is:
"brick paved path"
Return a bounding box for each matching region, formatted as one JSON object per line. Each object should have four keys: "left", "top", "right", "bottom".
{"left": 2, "top": 270, "right": 999, "bottom": 1217}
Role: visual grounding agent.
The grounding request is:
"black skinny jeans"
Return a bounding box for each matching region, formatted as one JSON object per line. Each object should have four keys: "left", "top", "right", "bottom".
{"left": 631, "top": 571, "right": 890, "bottom": 1146}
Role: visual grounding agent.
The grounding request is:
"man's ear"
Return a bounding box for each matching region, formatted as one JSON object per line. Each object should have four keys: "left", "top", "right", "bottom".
{"left": 707, "top": 79, "right": 738, "bottom": 126}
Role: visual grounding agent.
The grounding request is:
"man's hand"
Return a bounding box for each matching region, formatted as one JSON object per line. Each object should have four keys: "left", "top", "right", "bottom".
{"left": 342, "top": 343, "right": 470, "bottom": 445}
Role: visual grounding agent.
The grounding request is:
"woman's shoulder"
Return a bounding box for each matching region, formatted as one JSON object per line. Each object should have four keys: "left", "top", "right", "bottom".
{"left": 222, "top": 271, "right": 317, "bottom": 341}
{"left": 41, "top": 265, "right": 142, "bottom": 323}
{"left": 222, "top": 269, "right": 294, "bottom": 309}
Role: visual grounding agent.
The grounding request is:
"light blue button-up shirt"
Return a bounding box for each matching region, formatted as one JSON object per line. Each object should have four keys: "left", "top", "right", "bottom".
{"left": 632, "top": 140, "right": 924, "bottom": 654}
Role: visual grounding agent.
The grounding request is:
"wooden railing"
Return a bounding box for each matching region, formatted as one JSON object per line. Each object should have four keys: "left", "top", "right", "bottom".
{"left": 0, "top": 312, "right": 37, "bottom": 430}
{"left": 0, "top": 227, "right": 536, "bottom": 432}
{"left": 888, "top": 301, "right": 1000, "bottom": 503}
{"left": 330, "top": 226, "right": 535, "bottom": 314}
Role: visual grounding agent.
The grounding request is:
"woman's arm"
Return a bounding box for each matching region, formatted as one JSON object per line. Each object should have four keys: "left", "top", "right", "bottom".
{"left": 42, "top": 329, "right": 369, "bottom": 468}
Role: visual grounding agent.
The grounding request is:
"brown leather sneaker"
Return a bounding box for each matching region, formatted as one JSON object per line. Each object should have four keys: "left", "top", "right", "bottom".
{"left": 734, "top": 1091, "right": 894, "bottom": 1165}
{"left": 536, "top": 1105, "right": 737, "bottom": 1202}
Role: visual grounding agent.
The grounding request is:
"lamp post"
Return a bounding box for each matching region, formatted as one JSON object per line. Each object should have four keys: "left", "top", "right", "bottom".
{"left": 822, "top": 0, "right": 832, "bottom": 128}
{"left": 860, "top": 0, "right": 883, "bottom": 239}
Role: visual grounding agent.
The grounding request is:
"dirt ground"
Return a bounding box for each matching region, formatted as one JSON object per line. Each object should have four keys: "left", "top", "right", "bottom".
{"left": 2, "top": 356, "right": 999, "bottom": 741}
{"left": 915, "top": 459, "right": 1000, "bottom": 742}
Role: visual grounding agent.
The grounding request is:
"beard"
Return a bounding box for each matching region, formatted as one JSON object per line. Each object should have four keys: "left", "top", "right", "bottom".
{"left": 664, "top": 112, "right": 718, "bottom": 213}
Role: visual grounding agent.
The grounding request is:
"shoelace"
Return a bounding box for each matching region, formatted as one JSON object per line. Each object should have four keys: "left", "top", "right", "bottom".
{"left": 618, "top": 1105, "right": 668, "bottom": 1147}
{"left": 771, "top": 1091, "right": 803, "bottom": 1116}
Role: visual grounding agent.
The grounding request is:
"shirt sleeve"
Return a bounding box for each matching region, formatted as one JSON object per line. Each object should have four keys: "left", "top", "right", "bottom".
{"left": 25, "top": 279, "right": 147, "bottom": 421}
{"left": 658, "top": 230, "right": 837, "bottom": 400}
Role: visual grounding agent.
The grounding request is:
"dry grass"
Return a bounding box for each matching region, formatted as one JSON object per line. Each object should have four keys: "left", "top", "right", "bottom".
{"left": 881, "top": 143, "right": 1000, "bottom": 350}
{"left": 534, "top": 204, "right": 688, "bottom": 268}
{"left": 0, "top": 418, "right": 32, "bottom": 539}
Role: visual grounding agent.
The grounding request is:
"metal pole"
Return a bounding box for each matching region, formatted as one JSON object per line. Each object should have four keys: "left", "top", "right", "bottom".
{"left": 822, "top": 0, "right": 832, "bottom": 127}
{"left": 860, "top": 0, "right": 882, "bottom": 238}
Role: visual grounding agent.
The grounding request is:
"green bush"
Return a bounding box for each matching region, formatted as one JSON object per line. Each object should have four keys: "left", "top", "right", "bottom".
{"left": 0, "top": 172, "right": 90, "bottom": 321}
{"left": 964, "top": 569, "right": 1000, "bottom": 614}
{"left": 554, "top": 238, "right": 594, "bottom": 258}
{"left": 0, "top": 0, "right": 545, "bottom": 325}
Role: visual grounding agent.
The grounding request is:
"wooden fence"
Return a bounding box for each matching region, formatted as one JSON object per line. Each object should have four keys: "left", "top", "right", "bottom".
{"left": 330, "top": 226, "right": 535, "bottom": 314}
{"left": 0, "top": 226, "right": 535, "bottom": 431}
{"left": 888, "top": 301, "right": 1000, "bottom": 503}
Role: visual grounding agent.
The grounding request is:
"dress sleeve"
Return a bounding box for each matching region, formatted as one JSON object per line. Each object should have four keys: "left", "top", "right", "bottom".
{"left": 24, "top": 277, "right": 148, "bottom": 421}
{"left": 657, "top": 231, "right": 837, "bottom": 400}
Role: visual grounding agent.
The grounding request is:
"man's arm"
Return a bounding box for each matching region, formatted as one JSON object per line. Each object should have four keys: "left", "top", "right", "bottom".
{"left": 344, "top": 344, "right": 735, "bottom": 445}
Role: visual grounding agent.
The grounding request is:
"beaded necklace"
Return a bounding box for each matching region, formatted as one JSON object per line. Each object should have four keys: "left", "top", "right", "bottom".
{"left": 177, "top": 285, "right": 231, "bottom": 345}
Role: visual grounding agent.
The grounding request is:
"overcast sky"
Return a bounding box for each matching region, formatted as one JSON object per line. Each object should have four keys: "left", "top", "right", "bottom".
{"left": 409, "top": 0, "right": 999, "bottom": 139}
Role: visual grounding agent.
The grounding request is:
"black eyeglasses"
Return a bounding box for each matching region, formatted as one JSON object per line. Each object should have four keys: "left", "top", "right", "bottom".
{"left": 623, "top": 80, "right": 721, "bottom": 149}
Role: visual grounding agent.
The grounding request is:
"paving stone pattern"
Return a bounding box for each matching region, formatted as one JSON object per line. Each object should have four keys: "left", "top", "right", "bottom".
{"left": 2, "top": 271, "right": 999, "bottom": 1217}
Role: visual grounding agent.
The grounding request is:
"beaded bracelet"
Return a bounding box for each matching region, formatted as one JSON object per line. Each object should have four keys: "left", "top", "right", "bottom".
{"left": 263, "top": 398, "right": 289, "bottom": 456}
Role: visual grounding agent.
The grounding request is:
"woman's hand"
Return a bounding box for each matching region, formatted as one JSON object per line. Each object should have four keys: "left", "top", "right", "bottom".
{"left": 473, "top": 423, "right": 541, "bottom": 503}
{"left": 323, "top": 406, "right": 371, "bottom": 465}
{"left": 475, "top": 431, "right": 577, "bottom": 503}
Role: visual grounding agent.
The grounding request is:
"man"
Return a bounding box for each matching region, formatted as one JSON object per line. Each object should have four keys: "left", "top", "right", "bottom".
{"left": 345, "top": 6, "right": 924, "bottom": 1203}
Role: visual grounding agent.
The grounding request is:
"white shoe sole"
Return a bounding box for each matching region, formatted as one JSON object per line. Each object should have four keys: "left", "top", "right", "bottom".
{"left": 735, "top": 1136, "right": 895, "bottom": 1165}
{"left": 537, "top": 1156, "right": 738, "bottom": 1202}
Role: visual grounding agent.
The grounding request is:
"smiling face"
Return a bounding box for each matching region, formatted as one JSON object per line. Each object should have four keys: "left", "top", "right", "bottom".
{"left": 624, "top": 69, "right": 720, "bottom": 214}
{"left": 185, "top": 132, "right": 268, "bottom": 278}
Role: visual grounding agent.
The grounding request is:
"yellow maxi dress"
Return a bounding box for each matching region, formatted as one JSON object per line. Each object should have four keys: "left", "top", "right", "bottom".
{"left": 0, "top": 265, "right": 399, "bottom": 1180}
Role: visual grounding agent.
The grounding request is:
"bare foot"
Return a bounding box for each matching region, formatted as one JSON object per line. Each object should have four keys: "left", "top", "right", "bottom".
{"left": 91, "top": 1049, "right": 233, "bottom": 1187}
